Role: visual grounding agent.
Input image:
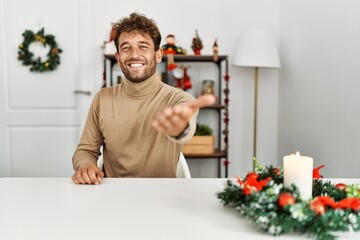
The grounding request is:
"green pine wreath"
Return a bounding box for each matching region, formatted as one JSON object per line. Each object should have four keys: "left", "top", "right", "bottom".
{"left": 217, "top": 158, "right": 360, "bottom": 240}
{"left": 17, "top": 28, "right": 62, "bottom": 72}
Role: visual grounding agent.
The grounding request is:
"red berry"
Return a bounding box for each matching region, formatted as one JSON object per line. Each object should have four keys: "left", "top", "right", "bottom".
{"left": 278, "top": 193, "right": 295, "bottom": 208}
{"left": 311, "top": 200, "right": 326, "bottom": 215}
{"left": 335, "top": 183, "right": 346, "bottom": 191}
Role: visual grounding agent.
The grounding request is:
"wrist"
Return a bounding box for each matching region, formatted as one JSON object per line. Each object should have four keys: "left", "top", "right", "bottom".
{"left": 172, "top": 123, "right": 190, "bottom": 140}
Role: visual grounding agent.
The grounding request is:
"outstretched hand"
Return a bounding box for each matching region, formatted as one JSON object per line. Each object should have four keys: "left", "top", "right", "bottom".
{"left": 152, "top": 94, "right": 216, "bottom": 137}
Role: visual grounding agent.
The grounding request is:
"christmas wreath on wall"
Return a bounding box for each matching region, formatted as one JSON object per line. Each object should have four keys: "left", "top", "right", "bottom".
{"left": 17, "top": 28, "right": 62, "bottom": 72}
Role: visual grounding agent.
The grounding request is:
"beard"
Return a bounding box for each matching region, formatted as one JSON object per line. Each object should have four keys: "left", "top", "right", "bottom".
{"left": 119, "top": 56, "right": 157, "bottom": 83}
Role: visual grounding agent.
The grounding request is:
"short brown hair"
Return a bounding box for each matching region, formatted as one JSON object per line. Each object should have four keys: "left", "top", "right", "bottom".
{"left": 113, "top": 12, "right": 162, "bottom": 52}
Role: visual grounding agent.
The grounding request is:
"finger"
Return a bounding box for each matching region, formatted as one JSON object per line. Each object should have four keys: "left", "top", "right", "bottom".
{"left": 88, "top": 168, "right": 100, "bottom": 185}
{"left": 96, "top": 170, "right": 105, "bottom": 182}
{"left": 189, "top": 94, "right": 216, "bottom": 110}
{"left": 157, "top": 118, "right": 174, "bottom": 133}
{"left": 162, "top": 107, "right": 173, "bottom": 118}
{"left": 173, "top": 104, "right": 194, "bottom": 120}
{"left": 81, "top": 169, "right": 92, "bottom": 184}
{"left": 74, "top": 170, "right": 86, "bottom": 184}
{"left": 167, "top": 113, "right": 184, "bottom": 127}
{"left": 71, "top": 175, "right": 80, "bottom": 184}
{"left": 154, "top": 111, "right": 174, "bottom": 132}
{"left": 151, "top": 118, "right": 167, "bottom": 134}
{"left": 153, "top": 123, "right": 167, "bottom": 134}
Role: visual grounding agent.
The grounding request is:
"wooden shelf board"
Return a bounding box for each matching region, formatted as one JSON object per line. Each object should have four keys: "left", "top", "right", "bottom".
{"left": 201, "top": 104, "right": 226, "bottom": 109}
{"left": 184, "top": 149, "right": 227, "bottom": 158}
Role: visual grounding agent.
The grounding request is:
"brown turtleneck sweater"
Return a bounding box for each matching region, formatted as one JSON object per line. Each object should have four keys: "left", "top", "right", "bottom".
{"left": 72, "top": 73, "right": 197, "bottom": 177}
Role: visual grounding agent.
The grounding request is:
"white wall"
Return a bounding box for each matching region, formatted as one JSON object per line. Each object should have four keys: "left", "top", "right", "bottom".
{"left": 217, "top": 1, "right": 280, "bottom": 177}
{"left": 278, "top": 0, "right": 360, "bottom": 177}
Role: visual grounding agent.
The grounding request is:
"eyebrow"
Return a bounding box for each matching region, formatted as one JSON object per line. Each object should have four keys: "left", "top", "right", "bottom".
{"left": 119, "top": 41, "right": 151, "bottom": 49}
{"left": 138, "top": 41, "right": 150, "bottom": 46}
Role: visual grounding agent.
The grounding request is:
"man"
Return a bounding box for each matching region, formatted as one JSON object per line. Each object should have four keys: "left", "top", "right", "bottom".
{"left": 72, "top": 12, "right": 214, "bottom": 184}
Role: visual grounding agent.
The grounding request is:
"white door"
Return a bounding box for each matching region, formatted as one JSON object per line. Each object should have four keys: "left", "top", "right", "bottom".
{"left": 0, "top": 0, "right": 98, "bottom": 177}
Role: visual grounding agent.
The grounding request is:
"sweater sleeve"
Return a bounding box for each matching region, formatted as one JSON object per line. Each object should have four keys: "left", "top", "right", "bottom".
{"left": 72, "top": 91, "right": 104, "bottom": 170}
{"left": 166, "top": 89, "right": 199, "bottom": 144}
{"left": 167, "top": 110, "right": 198, "bottom": 144}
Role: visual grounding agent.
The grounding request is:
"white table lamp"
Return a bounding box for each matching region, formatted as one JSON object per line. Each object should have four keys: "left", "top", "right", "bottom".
{"left": 233, "top": 29, "right": 281, "bottom": 169}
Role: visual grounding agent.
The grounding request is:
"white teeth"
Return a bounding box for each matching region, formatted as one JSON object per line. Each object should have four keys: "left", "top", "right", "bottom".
{"left": 130, "top": 63, "right": 143, "bottom": 68}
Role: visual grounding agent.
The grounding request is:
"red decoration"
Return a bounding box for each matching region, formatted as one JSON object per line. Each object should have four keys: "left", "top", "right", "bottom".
{"left": 335, "top": 198, "right": 360, "bottom": 211}
{"left": 212, "top": 38, "right": 218, "bottom": 62}
{"left": 223, "top": 88, "right": 230, "bottom": 95}
{"left": 162, "top": 34, "right": 186, "bottom": 55}
{"left": 246, "top": 172, "right": 259, "bottom": 181}
{"left": 191, "top": 30, "right": 203, "bottom": 55}
{"left": 237, "top": 173, "right": 271, "bottom": 195}
{"left": 223, "top": 159, "right": 230, "bottom": 167}
{"left": 311, "top": 195, "right": 360, "bottom": 212}
{"left": 351, "top": 199, "right": 360, "bottom": 211}
{"left": 273, "top": 167, "right": 281, "bottom": 175}
{"left": 335, "top": 183, "right": 347, "bottom": 191}
{"left": 313, "top": 165, "right": 325, "bottom": 179}
{"left": 311, "top": 200, "right": 326, "bottom": 215}
{"left": 314, "top": 196, "right": 336, "bottom": 208}
{"left": 278, "top": 193, "right": 295, "bottom": 208}
{"left": 175, "top": 66, "right": 192, "bottom": 91}
{"left": 194, "top": 49, "right": 201, "bottom": 55}
{"left": 167, "top": 63, "right": 177, "bottom": 71}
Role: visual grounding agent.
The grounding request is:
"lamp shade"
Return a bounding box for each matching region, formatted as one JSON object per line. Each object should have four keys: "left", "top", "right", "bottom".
{"left": 233, "top": 29, "right": 281, "bottom": 69}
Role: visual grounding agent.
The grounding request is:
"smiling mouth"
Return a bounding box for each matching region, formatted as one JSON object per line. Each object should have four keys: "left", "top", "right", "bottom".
{"left": 129, "top": 63, "right": 145, "bottom": 68}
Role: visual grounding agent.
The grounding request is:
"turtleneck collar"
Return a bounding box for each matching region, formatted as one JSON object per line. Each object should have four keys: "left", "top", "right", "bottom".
{"left": 123, "top": 72, "right": 162, "bottom": 97}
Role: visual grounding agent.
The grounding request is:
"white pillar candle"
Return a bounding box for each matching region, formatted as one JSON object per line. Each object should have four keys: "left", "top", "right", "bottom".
{"left": 283, "top": 151, "right": 314, "bottom": 200}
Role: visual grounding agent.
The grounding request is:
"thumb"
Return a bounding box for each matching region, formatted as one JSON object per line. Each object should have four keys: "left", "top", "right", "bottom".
{"left": 189, "top": 94, "right": 216, "bottom": 110}
{"left": 96, "top": 169, "right": 104, "bottom": 181}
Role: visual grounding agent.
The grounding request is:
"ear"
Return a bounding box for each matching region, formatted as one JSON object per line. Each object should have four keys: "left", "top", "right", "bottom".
{"left": 155, "top": 48, "right": 163, "bottom": 63}
{"left": 115, "top": 52, "right": 120, "bottom": 65}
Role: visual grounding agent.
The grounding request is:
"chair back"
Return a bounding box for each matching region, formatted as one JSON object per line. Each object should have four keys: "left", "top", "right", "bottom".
{"left": 98, "top": 152, "right": 191, "bottom": 178}
{"left": 176, "top": 152, "right": 191, "bottom": 178}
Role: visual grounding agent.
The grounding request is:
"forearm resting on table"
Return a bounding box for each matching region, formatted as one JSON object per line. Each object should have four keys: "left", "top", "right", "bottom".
{"left": 72, "top": 150, "right": 99, "bottom": 171}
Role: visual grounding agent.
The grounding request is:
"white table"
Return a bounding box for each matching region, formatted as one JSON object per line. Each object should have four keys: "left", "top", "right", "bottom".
{"left": 0, "top": 178, "right": 359, "bottom": 240}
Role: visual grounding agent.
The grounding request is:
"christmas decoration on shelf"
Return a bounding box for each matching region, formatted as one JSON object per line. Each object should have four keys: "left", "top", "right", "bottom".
{"left": 162, "top": 34, "right": 186, "bottom": 55}
{"left": 103, "top": 24, "right": 117, "bottom": 55}
{"left": 172, "top": 65, "right": 192, "bottom": 92}
{"left": 191, "top": 30, "right": 203, "bottom": 55}
{"left": 102, "top": 24, "right": 117, "bottom": 87}
{"left": 212, "top": 38, "right": 219, "bottom": 62}
{"left": 161, "top": 34, "right": 186, "bottom": 71}
{"left": 201, "top": 80, "right": 215, "bottom": 96}
{"left": 17, "top": 28, "right": 62, "bottom": 72}
{"left": 217, "top": 159, "right": 360, "bottom": 240}
{"left": 222, "top": 73, "right": 230, "bottom": 175}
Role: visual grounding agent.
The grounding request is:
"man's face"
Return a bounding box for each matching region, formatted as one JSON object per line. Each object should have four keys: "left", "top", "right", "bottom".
{"left": 115, "top": 31, "right": 162, "bottom": 83}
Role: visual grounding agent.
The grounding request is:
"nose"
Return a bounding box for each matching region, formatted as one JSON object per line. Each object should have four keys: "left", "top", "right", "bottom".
{"left": 128, "top": 47, "right": 142, "bottom": 57}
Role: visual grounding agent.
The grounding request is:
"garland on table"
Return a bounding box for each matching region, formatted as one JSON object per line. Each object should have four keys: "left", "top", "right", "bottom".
{"left": 18, "top": 28, "right": 62, "bottom": 72}
{"left": 217, "top": 159, "right": 360, "bottom": 240}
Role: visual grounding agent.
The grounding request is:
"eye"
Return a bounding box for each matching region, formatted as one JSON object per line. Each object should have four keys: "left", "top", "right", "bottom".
{"left": 120, "top": 46, "right": 130, "bottom": 52}
{"left": 140, "top": 45, "right": 149, "bottom": 50}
